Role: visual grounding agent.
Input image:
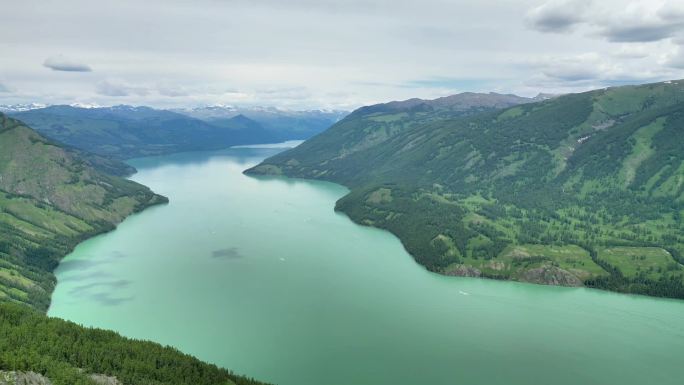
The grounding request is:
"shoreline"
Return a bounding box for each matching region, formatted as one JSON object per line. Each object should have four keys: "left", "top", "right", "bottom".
{"left": 245, "top": 166, "right": 684, "bottom": 301}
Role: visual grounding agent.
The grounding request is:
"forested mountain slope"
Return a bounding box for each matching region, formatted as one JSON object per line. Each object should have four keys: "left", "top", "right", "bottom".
{"left": 0, "top": 113, "right": 167, "bottom": 311}
{"left": 0, "top": 114, "right": 270, "bottom": 385}
{"left": 0, "top": 302, "right": 268, "bottom": 385}
{"left": 11, "top": 106, "right": 272, "bottom": 159}
{"left": 251, "top": 92, "right": 532, "bottom": 176}
{"left": 248, "top": 81, "right": 684, "bottom": 299}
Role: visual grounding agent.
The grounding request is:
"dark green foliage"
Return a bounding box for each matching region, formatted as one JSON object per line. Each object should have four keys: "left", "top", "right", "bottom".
{"left": 248, "top": 80, "right": 684, "bottom": 298}
{"left": 0, "top": 113, "right": 167, "bottom": 311}
{"left": 0, "top": 302, "right": 270, "bottom": 385}
{"left": 337, "top": 186, "right": 471, "bottom": 270}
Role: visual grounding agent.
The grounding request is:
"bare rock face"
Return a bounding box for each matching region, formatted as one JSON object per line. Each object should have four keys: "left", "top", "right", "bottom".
{"left": 521, "top": 265, "right": 583, "bottom": 287}
{"left": 445, "top": 264, "right": 482, "bottom": 278}
{"left": 0, "top": 371, "right": 53, "bottom": 385}
{"left": 89, "top": 374, "right": 122, "bottom": 385}
{"left": 0, "top": 371, "right": 122, "bottom": 385}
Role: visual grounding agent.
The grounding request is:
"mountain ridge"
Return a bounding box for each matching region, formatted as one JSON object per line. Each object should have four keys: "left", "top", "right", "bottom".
{"left": 247, "top": 79, "right": 684, "bottom": 299}
{"left": 10, "top": 106, "right": 267, "bottom": 159}
{"left": 10, "top": 104, "right": 345, "bottom": 159}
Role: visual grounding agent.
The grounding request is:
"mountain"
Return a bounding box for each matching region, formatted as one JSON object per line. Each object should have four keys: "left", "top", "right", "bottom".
{"left": 248, "top": 92, "right": 533, "bottom": 178}
{"left": 532, "top": 92, "right": 562, "bottom": 101}
{"left": 356, "top": 92, "right": 531, "bottom": 113}
{"left": 10, "top": 105, "right": 275, "bottom": 159}
{"left": 174, "top": 105, "right": 348, "bottom": 141}
{"left": 247, "top": 81, "right": 684, "bottom": 299}
{"left": 207, "top": 114, "right": 274, "bottom": 144}
{"left": 0, "top": 114, "right": 270, "bottom": 385}
{"left": 0, "top": 103, "right": 49, "bottom": 113}
{"left": 0, "top": 112, "right": 167, "bottom": 311}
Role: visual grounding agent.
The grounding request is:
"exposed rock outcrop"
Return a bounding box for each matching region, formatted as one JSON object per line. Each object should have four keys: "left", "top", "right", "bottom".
{"left": 445, "top": 264, "right": 482, "bottom": 278}
{"left": 89, "top": 374, "right": 122, "bottom": 385}
{"left": 521, "top": 265, "right": 583, "bottom": 287}
{"left": 0, "top": 371, "right": 52, "bottom": 385}
{"left": 0, "top": 371, "right": 122, "bottom": 385}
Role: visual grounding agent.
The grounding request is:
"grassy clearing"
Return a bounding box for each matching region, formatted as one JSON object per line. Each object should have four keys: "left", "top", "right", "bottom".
{"left": 496, "top": 106, "right": 524, "bottom": 121}
{"left": 598, "top": 247, "right": 683, "bottom": 279}
{"left": 621, "top": 118, "right": 664, "bottom": 186}
{"left": 502, "top": 244, "right": 606, "bottom": 278}
{"left": 368, "top": 112, "right": 408, "bottom": 122}
{"left": 366, "top": 188, "right": 393, "bottom": 204}
{"left": 452, "top": 244, "right": 607, "bottom": 282}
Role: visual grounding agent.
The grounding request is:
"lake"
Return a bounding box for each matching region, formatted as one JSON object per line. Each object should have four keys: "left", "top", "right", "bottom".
{"left": 49, "top": 144, "right": 684, "bottom": 385}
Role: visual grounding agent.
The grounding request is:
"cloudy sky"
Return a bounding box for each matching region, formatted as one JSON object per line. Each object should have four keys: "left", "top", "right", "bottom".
{"left": 1, "top": 0, "right": 683, "bottom": 109}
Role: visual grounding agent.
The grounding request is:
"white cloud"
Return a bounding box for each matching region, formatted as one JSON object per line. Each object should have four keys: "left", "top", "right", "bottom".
{"left": 0, "top": 0, "right": 682, "bottom": 108}
{"left": 610, "top": 44, "right": 652, "bottom": 59}
{"left": 96, "top": 80, "right": 149, "bottom": 97}
{"left": 599, "top": 2, "right": 684, "bottom": 43}
{"left": 525, "top": 0, "right": 591, "bottom": 33}
{"left": 538, "top": 54, "right": 606, "bottom": 81}
{"left": 43, "top": 54, "right": 92, "bottom": 72}
{"left": 156, "top": 83, "right": 189, "bottom": 97}
{"left": 528, "top": 0, "right": 684, "bottom": 43}
{"left": 665, "top": 46, "right": 684, "bottom": 69}
{"left": 522, "top": 50, "right": 681, "bottom": 94}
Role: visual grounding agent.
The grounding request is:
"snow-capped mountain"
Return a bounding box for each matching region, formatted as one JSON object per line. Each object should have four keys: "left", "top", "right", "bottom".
{"left": 0, "top": 102, "right": 105, "bottom": 112}
{"left": 0, "top": 103, "right": 49, "bottom": 112}
{"left": 172, "top": 105, "right": 347, "bottom": 121}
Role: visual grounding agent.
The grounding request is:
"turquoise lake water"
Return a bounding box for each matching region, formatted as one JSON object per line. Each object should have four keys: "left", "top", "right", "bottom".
{"left": 49, "top": 144, "right": 684, "bottom": 385}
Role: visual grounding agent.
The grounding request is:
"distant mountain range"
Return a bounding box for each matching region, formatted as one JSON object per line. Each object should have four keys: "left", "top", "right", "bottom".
{"left": 8, "top": 104, "right": 347, "bottom": 159}
{"left": 0, "top": 103, "right": 49, "bottom": 112}
{"left": 172, "top": 105, "right": 347, "bottom": 141}
{"left": 248, "top": 81, "right": 684, "bottom": 299}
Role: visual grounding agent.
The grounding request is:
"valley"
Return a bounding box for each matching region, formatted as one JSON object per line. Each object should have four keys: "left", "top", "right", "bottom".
{"left": 2, "top": 81, "right": 684, "bottom": 385}
{"left": 47, "top": 145, "right": 684, "bottom": 385}
{"left": 4, "top": 2, "right": 684, "bottom": 384}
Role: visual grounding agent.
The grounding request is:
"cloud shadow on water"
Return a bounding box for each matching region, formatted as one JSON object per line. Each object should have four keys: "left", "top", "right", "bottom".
{"left": 68, "top": 280, "right": 134, "bottom": 306}
{"left": 90, "top": 292, "right": 135, "bottom": 306}
{"left": 58, "top": 270, "right": 113, "bottom": 282}
{"left": 58, "top": 259, "right": 110, "bottom": 273}
{"left": 108, "top": 250, "right": 127, "bottom": 259}
{"left": 69, "top": 279, "right": 132, "bottom": 295}
{"left": 212, "top": 247, "right": 243, "bottom": 260}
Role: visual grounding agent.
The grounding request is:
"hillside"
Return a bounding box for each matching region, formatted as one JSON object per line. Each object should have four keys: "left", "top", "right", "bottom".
{"left": 0, "top": 114, "right": 270, "bottom": 385}
{"left": 10, "top": 106, "right": 274, "bottom": 159}
{"left": 247, "top": 82, "right": 684, "bottom": 299}
{"left": 0, "top": 302, "right": 268, "bottom": 385}
{"left": 0, "top": 113, "right": 167, "bottom": 311}
{"left": 248, "top": 92, "right": 532, "bottom": 177}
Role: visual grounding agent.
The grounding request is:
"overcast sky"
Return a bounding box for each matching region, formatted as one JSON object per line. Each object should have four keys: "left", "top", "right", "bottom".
{"left": 1, "top": 0, "right": 683, "bottom": 109}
